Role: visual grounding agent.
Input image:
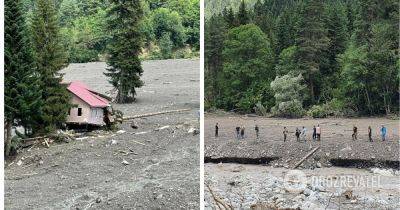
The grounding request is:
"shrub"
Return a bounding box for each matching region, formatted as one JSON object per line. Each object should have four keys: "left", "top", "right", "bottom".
{"left": 307, "top": 99, "right": 345, "bottom": 118}
{"left": 271, "top": 100, "right": 305, "bottom": 118}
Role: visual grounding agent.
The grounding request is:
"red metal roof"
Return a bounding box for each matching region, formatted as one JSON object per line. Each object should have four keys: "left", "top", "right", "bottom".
{"left": 67, "top": 81, "right": 110, "bottom": 108}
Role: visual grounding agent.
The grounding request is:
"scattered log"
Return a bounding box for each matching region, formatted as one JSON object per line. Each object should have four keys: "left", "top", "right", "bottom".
{"left": 123, "top": 109, "right": 191, "bottom": 120}
{"left": 206, "top": 183, "right": 233, "bottom": 210}
{"left": 292, "top": 146, "right": 320, "bottom": 169}
{"left": 131, "top": 140, "right": 146, "bottom": 146}
{"left": 43, "top": 138, "right": 50, "bottom": 148}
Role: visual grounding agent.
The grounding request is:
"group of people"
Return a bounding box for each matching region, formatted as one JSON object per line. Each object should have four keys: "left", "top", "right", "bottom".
{"left": 353, "top": 125, "right": 388, "bottom": 142}
{"left": 293, "top": 125, "right": 321, "bottom": 141}
{"left": 214, "top": 123, "right": 390, "bottom": 142}
{"left": 214, "top": 123, "right": 248, "bottom": 139}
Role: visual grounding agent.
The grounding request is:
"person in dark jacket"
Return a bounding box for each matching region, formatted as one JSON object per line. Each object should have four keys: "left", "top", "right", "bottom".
{"left": 295, "top": 128, "right": 300, "bottom": 141}
{"left": 235, "top": 126, "right": 240, "bottom": 139}
{"left": 312, "top": 125, "right": 316, "bottom": 140}
{"left": 352, "top": 125, "right": 358, "bottom": 140}
{"left": 215, "top": 123, "right": 219, "bottom": 137}
{"left": 368, "top": 126, "right": 372, "bottom": 142}
{"left": 255, "top": 125, "right": 259, "bottom": 139}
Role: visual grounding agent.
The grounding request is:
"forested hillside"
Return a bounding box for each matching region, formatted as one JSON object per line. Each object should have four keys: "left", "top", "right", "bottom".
{"left": 21, "top": 0, "right": 199, "bottom": 63}
{"left": 205, "top": 0, "right": 399, "bottom": 117}
{"left": 205, "top": 0, "right": 257, "bottom": 18}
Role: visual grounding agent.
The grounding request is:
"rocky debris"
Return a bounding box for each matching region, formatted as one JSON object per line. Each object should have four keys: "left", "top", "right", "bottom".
{"left": 130, "top": 121, "right": 138, "bottom": 129}
{"left": 17, "top": 160, "right": 23, "bottom": 166}
{"left": 205, "top": 165, "right": 400, "bottom": 210}
{"left": 121, "top": 159, "right": 130, "bottom": 165}
{"left": 116, "top": 130, "right": 126, "bottom": 134}
{"left": 370, "top": 168, "right": 395, "bottom": 176}
{"left": 188, "top": 127, "right": 199, "bottom": 135}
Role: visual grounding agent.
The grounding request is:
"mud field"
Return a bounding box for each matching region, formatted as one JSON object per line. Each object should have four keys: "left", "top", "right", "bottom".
{"left": 5, "top": 59, "right": 200, "bottom": 209}
{"left": 205, "top": 113, "right": 399, "bottom": 209}
{"left": 205, "top": 113, "right": 399, "bottom": 168}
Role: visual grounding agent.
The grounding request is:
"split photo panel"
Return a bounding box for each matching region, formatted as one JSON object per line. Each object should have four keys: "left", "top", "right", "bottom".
{"left": 2, "top": 0, "right": 399, "bottom": 209}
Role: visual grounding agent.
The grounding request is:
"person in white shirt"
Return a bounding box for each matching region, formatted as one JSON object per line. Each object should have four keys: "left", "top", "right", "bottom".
{"left": 301, "top": 126, "right": 307, "bottom": 141}
{"left": 316, "top": 124, "right": 321, "bottom": 141}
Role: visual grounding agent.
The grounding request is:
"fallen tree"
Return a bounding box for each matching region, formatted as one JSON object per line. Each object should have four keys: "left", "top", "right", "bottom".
{"left": 123, "top": 109, "right": 191, "bottom": 120}
{"left": 292, "top": 146, "right": 320, "bottom": 169}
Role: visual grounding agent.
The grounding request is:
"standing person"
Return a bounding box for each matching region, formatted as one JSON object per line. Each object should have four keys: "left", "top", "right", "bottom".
{"left": 255, "top": 125, "right": 259, "bottom": 139}
{"left": 301, "top": 126, "right": 307, "bottom": 141}
{"left": 215, "top": 123, "right": 219, "bottom": 137}
{"left": 283, "top": 127, "right": 288, "bottom": 142}
{"left": 312, "top": 125, "right": 317, "bottom": 140}
{"left": 381, "top": 125, "right": 387, "bottom": 141}
{"left": 316, "top": 124, "right": 321, "bottom": 141}
{"left": 235, "top": 126, "right": 240, "bottom": 139}
{"left": 295, "top": 128, "right": 300, "bottom": 141}
{"left": 352, "top": 125, "right": 358, "bottom": 140}
{"left": 240, "top": 126, "right": 245, "bottom": 139}
{"left": 368, "top": 126, "right": 373, "bottom": 142}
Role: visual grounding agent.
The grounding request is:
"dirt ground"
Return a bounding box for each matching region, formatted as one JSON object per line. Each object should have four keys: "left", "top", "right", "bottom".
{"left": 5, "top": 59, "right": 200, "bottom": 210}
{"left": 205, "top": 112, "right": 399, "bottom": 209}
{"left": 205, "top": 113, "right": 399, "bottom": 168}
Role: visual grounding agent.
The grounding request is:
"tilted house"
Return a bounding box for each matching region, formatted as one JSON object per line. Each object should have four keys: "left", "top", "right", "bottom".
{"left": 66, "top": 81, "right": 111, "bottom": 126}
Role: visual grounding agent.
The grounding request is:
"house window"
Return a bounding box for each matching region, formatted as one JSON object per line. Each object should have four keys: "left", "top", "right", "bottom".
{"left": 68, "top": 108, "right": 71, "bottom": 115}
{"left": 78, "top": 108, "right": 82, "bottom": 116}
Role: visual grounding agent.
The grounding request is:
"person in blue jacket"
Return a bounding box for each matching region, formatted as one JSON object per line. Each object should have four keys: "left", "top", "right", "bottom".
{"left": 381, "top": 125, "right": 387, "bottom": 141}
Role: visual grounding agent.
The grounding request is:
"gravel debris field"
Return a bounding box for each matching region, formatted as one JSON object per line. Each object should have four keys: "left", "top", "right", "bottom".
{"left": 5, "top": 59, "right": 200, "bottom": 210}
{"left": 205, "top": 113, "right": 399, "bottom": 168}
{"left": 205, "top": 163, "right": 400, "bottom": 209}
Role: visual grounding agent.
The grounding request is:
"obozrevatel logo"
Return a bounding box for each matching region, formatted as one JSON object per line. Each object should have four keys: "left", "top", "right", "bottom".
{"left": 283, "top": 170, "right": 307, "bottom": 193}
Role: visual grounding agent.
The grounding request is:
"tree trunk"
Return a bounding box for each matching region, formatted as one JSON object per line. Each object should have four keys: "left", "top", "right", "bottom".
{"left": 364, "top": 88, "right": 372, "bottom": 115}
{"left": 309, "top": 76, "right": 315, "bottom": 104}
{"left": 385, "top": 85, "right": 391, "bottom": 115}
{"left": 5, "top": 120, "right": 12, "bottom": 157}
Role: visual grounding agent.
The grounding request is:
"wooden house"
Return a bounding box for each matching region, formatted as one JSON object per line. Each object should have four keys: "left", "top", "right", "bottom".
{"left": 66, "top": 81, "right": 111, "bottom": 126}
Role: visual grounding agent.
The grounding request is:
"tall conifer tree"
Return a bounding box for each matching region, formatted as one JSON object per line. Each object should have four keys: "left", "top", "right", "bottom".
{"left": 31, "top": 0, "right": 70, "bottom": 133}
{"left": 295, "top": 0, "right": 330, "bottom": 104}
{"left": 105, "top": 0, "right": 144, "bottom": 103}
{"left": 5, "top": 0, "right": 43, "bottom": 156}
{"left": 237, "top": 0, "right": 249, "bottom": 25}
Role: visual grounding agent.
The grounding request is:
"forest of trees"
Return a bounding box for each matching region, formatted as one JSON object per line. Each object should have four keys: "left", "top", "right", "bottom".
{"left": 20, "top": 0, "right": 199, "bottom": 63}
{"left": 205, "top": 0, "right": 399, "bottom": 117}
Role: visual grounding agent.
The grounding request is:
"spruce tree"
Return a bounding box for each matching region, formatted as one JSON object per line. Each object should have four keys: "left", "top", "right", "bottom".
{"left": 237, "top": 0, "right": 249, "bottom": 25}
{"left": 275, "top": 7, "right": 298, "bottom": 55}
{"left": 295, "top": 0, "right": 330, "bottom": 104}
{"left": 5, "top": 0, "right": 43, "bottom": 156}
{"left": 105, "top": 0, "right": 144, "bottom": 103}
{"left": 319, "top": 3, "right": 348, "bottom": 102}
{"left": 31, "top": 0, "right": 70, "bottom": 133}
{"left": 223, "top": 7, "right": 236, "bottom": 28}
{"left": 205, "top": 15, "right": 227, "bottom": 103}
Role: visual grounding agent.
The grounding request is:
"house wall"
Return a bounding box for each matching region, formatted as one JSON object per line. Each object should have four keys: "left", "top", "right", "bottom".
{"left": 66, "top": 95, "right": 92, "bottom": 124}
{"left": 88, "top": 108, "right": 105, "bottom": 125}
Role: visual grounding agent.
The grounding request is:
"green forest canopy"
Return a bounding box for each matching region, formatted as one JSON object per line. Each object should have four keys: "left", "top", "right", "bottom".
{"left": 205, "top": 0, "right": 399, "bottom": 117}
{"left": 21, "top": 0, "right": 199, "bottom": 63}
